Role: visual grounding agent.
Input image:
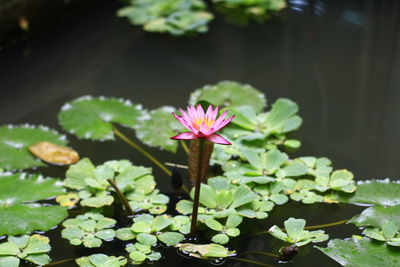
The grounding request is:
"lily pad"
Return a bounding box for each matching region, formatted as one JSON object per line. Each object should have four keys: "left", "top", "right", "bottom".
{"left": 335, "top": 179, "right": 400, "bottom": 206}
{"left": 0, "top": 125, "right": 67, "bottom": 170}
{"left": 189, "top": 81, "right": 267, "bottom": 113}
{"left": 58, "top": 96, "right": 143, "bottom": 141}
{"left": 0, "top": 173, "right": 67, "bottom": 236}
{"left": 317, "top": 237, "right": 400, "bottom": 267}
{"left": 349, "top": 205, "right": 400, "bottom": 229}
{"left": 133, "top": 106, "right": 183, "bottom": 152}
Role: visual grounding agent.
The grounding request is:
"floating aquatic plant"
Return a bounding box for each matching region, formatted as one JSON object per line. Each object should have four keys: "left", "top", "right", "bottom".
{"left": 0, "top": 80, "right": 399, "bottom": 267}
{"left": 0, "top": 234, "right": 52, "bottom": 266}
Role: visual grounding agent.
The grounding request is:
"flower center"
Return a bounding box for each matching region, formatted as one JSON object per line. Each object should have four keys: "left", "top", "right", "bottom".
{"left": 192, "top": 118, "right": 214, "bottom": 131}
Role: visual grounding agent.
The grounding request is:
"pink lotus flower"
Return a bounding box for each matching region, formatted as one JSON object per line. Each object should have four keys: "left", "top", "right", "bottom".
{"left": 171, "top": 105, "right": 234, "bottom": 145}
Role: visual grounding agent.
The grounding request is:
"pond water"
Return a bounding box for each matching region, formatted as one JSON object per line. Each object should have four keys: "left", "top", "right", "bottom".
{"left": 0, "top": 0, "right": 400, "bottom": 266}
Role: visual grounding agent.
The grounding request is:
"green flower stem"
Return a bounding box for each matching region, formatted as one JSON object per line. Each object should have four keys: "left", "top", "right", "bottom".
{"left": 304, "top": 219, "right": 349, "bottom": 230}
{"left": 44, "top": 258, "right": 75, "bottom": 266}
{"left": 238, "top": 251, "right": 279, "bottom": 259}
{"left": 189, "top": 138, "right": 205, "bottom": 237}
{"left": 107, "top": 179, "right": 134, "bottom": 216}
{"left": 112, "top": 126, "right": 172, "bottom": 176}
{"left": 231, "top": 257, "right": 275, "bottom": 267}
{"left": 180, "top": 140, "right": 190, "bottom": 154}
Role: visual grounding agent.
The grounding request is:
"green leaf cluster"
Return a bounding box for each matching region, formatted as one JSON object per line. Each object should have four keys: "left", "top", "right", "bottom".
{"left": 0, "top": 124, "right": 67, "bottom": 170}
{"left": 116, "top": 214, "right": 186, "bottom": 264}
{"left": 64, "top": 159, "right": 169, "bottom": 212}
{"left": 62, "top": 212, "right": 116, "bottom": 248}
{"left": 76, "top": 254, "right": 127, "bottom": 267}
{"left": 0, "top": 235, "right": 51, "bottom": 266}
{"left": 213, "top": 0, "right": 286, "bottom": 24}
{"left": 117, "top": 0, "right": 213, "bottom": 36}
{"left": 269, "top": 217, "right": 329, "bottom": 246}
{"left": 0, "top": 173, "right": 68, "bottom": 236}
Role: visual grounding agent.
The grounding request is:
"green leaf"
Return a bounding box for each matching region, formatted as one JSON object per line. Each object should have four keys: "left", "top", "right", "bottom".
{"left": 129, "top": 250, "right": 146, "bottom": 263}
{"left": 265, "top": 150, "right": 288, "bottom": 174}
{"left": 58, "top": 96, "right": 143, "bottom": 141}
{"left": 0, "top": 256, "right": 19, "bottom": 267}
{"left": 64, "top": 158, "right": 96, "bottom": 190}
{"left": 349, "top": 205, "right": 400, "bottom": 229}
{"left": 212, "top": 234, "right": 229, "bottom": 244}
{"left": 265, "top": 98, "right": 301, "bottom": 133}
{"left": 226, "top": 214, "right": 243, "bottom": 228}
{"left": 229, "top": 106, "right": 258, "bottom": 130}
{"left": 317, "top": 237, "right": 400, "bottom": 267}
{"left": 0, "top": 243, "right": 19, "bottom": 256}
{"left": 191, "top": 184, "right": 217, "bottom": 208}
{"left": 336, "top": 179, "right": 400, "bottom": 206}
{"left": 134, "top": 106, "right": 183, "bottom": 153}
{"left": 0, "top": 125, "right": 67, "bottom": 170}
{"left": 230, "top": 185, "right": 257, "bottom": 209}
{"left": 0, "top": 173, "right": 65, "bottom": 206}
{"left": 190, "top": 81, "right": 266, "bottom": 113}
{"left": 137, "top": 233, "right": 157, "bottom": 246}
{"left": 205, "top": 218, "right": 224, "bottom": 231}
{"left": 284, "top": 218, "right": 306, "bottom": 240}
{"left": 281, "top": 161, "right": 308, "bottom": 177}
{"left": 116, "top": 228, "right": 135, "bottom": 241}
{"left": 268, "top": 225, "right": 288, "bottom": 242}
{"left": 382, "top": 221, "right": 398, "bottom": 240}
{"left": 23, "top": 235, "right": 51, "bottom": 254}
{"left": 25, "top": 254, "right": 51, "bottom": 265}
{"left": 157, "top": 232, "right": 184, "bottom": 246}
{"left": 0, "top": 205, "right": 67, "bottom": 236}
{"left": 80, "top": 195, "right": 114, "bottom": 208}
{"left": 95, "top": 229, "right": 116, "bottom": 240}
{"left": 152, "top": 215, "right": 173, "bottom": 232}
{"left": 132, "top": 221, "right": 152, "bottom": 234}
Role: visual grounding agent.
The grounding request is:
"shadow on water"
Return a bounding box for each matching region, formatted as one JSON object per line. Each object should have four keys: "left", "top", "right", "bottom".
{"left": 1, "top": 0, "right": 400, "bottom": 266}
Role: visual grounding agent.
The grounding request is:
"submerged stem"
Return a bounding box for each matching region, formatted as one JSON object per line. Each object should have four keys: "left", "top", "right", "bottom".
{"left": 112, "top": 126, "right": 172, "bottom": 176}
{"left": 239, "top": 251, "right": 280, "bottom": 259}
{"left": 107, "top": 179, "right": 134, "bottom": 216}
{"left": 45, "top": 258, "right": 74, "bottom": 266}
{"left": 189, "top": 139, "right": 205, "bottom": 237}
{"left": 231, "top": 257, "right": 275, "bottom": 267}
{"left": 180, "top": 140, "right": 190, "bottom": 154}
{"left": 304, "top": 219, "right": 349, "bottom": 230}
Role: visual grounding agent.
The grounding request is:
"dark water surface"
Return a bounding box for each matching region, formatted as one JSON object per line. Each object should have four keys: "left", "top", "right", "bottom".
{"left": 0, "top": 0, "right": 400, "bottom": 266}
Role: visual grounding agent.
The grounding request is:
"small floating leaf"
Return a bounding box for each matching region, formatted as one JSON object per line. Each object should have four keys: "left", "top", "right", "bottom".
{"left": 29, "top": 142, "right": 79, "bottom": 165}
{"left": 0, "top": 125, "right": 67, "bottom": 170}
{"left": 58, "top": 96, "right": 143, "bottom": 141}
